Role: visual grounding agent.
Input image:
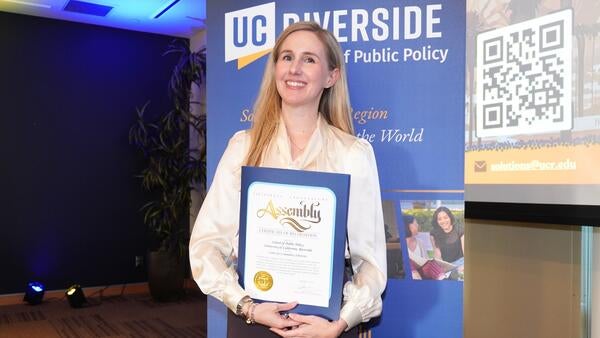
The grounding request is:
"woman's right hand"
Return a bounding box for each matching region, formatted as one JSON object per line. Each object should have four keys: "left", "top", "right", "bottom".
{"left": 250, "top": 301, "right": 301, "bottom": 329}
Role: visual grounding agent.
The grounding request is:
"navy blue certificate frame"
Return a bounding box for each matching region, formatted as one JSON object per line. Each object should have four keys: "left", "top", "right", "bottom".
{"left": 238, "top": 166, "right": 350, "bottom": 321}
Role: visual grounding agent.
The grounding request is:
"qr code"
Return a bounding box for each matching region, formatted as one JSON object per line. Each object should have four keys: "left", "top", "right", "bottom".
{"left": 476, "top": 9, "right": 572, "bottom": 138}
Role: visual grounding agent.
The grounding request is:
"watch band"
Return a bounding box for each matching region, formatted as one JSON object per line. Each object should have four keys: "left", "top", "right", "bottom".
{"left": 235, "top": 296, "right": 253, "bottom": 317}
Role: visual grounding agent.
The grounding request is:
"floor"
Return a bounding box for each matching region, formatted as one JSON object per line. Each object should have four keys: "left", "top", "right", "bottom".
{"left": 0, "top": 290, "right": 207, "bottom": 338}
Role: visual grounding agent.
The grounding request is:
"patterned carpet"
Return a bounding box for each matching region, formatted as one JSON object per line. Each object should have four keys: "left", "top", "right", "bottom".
{"left": 0, "top": 291, "right": 206, "bottom": 338}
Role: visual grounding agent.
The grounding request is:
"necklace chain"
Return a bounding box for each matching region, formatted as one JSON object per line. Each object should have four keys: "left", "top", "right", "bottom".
{"left": 288, "top": 136, "right": 306, "bottom": 152}
{"left": 286, "top": 121, "right": 316, "bottom": 153}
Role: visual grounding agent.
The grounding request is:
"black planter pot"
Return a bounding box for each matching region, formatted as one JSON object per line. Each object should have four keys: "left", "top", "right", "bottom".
{"left": 147, "top": 250, "right": 185, "bottom": 302}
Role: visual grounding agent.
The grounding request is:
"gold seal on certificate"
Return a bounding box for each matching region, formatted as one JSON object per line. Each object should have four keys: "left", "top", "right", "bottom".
{"left": 253, "top": 271, "right": 273, "bottom": 291}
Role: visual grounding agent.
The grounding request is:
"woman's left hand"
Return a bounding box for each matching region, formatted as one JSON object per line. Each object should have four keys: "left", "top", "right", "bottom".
{"left": 269, "top": 313, "right": 348, "bottom": 338}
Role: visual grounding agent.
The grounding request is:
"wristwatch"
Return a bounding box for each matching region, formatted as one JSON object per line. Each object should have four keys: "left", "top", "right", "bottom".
{"left": 235, "top": 296, "right": 253, "bottom": 317}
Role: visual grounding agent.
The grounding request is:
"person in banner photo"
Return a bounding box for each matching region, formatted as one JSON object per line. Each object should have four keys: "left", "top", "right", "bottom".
{"left": 404, "top": 215, "right": 428, "bottom": 260}
{"left": 189, "top": 22, "right": 387, "bottom": 338}
{"left": 429, "top": 206, "right": 464, "bottom": 267}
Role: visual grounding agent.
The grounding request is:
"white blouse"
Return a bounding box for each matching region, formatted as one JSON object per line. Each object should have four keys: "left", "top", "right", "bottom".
{"left": 408, "top": 237, "right": 428, "bottom": 260}
{"left": 189, "top": 116, "right": 387, "bottom": 329}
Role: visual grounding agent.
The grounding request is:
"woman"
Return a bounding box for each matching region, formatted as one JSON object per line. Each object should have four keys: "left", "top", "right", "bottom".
{"left": 403, "top": 215, "right": 430, "bottom": 280}
{"left": 189, "top": 22, "right": 387, "bottom": 338}
{"left": 429, "top": 206, "right": 464, "bottom": 264}
{"left": 403, "top": 215, "right": 427, "bottom": 260}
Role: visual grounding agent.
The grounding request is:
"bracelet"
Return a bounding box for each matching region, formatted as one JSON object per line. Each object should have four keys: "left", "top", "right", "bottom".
{"left": 245, "top": 303, "right": 257, "bottom": 325}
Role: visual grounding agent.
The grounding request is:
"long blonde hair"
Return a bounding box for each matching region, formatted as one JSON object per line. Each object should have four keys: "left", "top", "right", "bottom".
{"left": 245, "top": 21, "right": 353, "bottom": 166}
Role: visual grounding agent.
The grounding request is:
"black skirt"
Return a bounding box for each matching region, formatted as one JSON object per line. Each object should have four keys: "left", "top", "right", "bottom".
{"left": 226, "top": 311, "right": 359, "bottom": 338}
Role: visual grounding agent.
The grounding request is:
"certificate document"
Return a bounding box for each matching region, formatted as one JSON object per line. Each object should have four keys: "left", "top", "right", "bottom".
{"left": 238, "top": 166, "right": 350, "bottom": 320}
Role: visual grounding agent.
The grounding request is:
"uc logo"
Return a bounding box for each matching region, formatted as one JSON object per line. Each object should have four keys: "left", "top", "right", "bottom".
{"left": 225, "top": 2, "right": 276, "bottom": 69}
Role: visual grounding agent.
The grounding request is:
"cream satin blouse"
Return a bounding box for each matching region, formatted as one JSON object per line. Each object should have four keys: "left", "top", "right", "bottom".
{"left": 189, "top": 116, "right": 387, "bottom": 329}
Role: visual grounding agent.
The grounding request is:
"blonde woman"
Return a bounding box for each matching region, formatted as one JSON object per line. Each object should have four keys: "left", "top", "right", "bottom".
{"left": 189, "top": 22, "right": 386, "bottom": 338}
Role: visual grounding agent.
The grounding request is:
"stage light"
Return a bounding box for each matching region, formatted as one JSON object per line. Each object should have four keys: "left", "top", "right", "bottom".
{"left": 65, "top": 284, "right": 87, "bottom": 308}
{"left": 23, "top": 281, "right": 45, "bottom": 305}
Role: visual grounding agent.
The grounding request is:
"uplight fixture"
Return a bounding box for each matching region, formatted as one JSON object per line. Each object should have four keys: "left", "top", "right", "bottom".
{"left": 23, "top": 281, "right": 45, "bottom": 305}
{"left": 65, "top": 284, "right": 87, "bottom": 308}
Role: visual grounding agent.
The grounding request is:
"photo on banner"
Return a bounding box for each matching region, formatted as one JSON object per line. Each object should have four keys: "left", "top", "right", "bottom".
{"left": 400, "top": 200, "right": 465, "bottom": 281}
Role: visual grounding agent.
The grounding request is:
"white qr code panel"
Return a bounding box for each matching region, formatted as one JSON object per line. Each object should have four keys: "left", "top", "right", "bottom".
{"left": 476, "top": 9, "right": 572, "bottom": 138}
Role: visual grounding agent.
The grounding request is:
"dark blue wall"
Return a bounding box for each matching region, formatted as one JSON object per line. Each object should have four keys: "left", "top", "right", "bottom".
{"left": 0, "top": 11, "right": 179, "bottom": 294}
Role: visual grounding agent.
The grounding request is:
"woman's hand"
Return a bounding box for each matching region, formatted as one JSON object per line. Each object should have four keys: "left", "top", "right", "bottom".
{"left": 251, "top": 301, "right": 301, "bottom": 329}
{"left": 269, "top": 313, "right": 348, "bottom": 338}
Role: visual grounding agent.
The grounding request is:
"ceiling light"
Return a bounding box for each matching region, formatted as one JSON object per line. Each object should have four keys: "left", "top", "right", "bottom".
{"left": 152, "top": 0, "right": 180, "bottom": 19}
{"left": 2, "top": 0, "right": 51, "bottom": 8}
{"left": 63, "top": 0, "right": 113, "bottom": 17}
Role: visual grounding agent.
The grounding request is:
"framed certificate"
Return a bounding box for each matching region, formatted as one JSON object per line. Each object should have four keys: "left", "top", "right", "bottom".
{"left": 238, "top": 166, "right": 350, "bottom": 320}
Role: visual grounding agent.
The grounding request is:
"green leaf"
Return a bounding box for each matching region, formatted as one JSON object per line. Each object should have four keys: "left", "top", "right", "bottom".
{"left": 130, "top": 38, "right": 206, "bottom": 252}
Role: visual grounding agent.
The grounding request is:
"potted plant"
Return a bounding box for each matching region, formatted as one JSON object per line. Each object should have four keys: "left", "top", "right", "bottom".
{"left": 129, "top": 39, "right": 206, "bottom": 301}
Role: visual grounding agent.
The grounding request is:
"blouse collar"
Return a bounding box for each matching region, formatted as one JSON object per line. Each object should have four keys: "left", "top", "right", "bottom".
{"left": 274, "top": 114, "right": 326, "bottom": 169}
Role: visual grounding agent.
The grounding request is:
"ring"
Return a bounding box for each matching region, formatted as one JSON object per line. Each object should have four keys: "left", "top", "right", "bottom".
{"left": 282, "top": 313, "right": 289, "bottom": 319}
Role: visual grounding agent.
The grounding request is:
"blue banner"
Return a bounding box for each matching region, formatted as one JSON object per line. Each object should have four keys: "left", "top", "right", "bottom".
{"left": 206, "top": 1, "right": 465, "bottom": 337}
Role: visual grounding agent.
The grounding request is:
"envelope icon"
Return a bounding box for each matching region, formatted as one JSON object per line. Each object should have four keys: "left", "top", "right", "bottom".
{"left": 474, "top": 161, "right": 487, "bottom": 172}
